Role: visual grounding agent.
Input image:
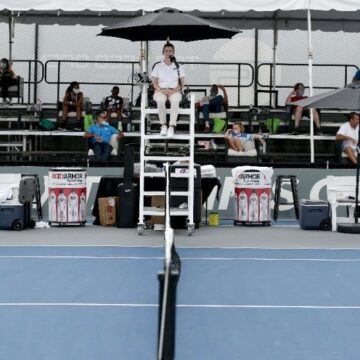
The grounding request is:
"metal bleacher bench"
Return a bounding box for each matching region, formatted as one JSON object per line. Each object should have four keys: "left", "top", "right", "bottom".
{"left": 327, "top": 175, "right": 359, "bottom": 231}
{"left": 0, "top": 141, "right": 25, "bottom": 151}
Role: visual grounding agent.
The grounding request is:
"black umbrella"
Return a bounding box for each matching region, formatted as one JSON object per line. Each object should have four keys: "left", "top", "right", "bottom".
{"left": 98, "top": 8, "right": 240, "bottom": 41}
{"left": 98, "top": 7, "right": 240, "bottom": 109}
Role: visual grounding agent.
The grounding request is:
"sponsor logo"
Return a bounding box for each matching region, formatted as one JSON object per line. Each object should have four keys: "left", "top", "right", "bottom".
{"left": 51, "top": 172, "right": 85, "bottom": 180}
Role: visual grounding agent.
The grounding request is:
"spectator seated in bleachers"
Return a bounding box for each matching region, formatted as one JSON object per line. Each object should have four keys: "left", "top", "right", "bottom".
{"left": 59, "top": 81, "right": 83, "bottom": 130}
{"left": 102, "top": 87, "right": 132, "bottom": 132}
{"left": 84, "top": 111, "right": 124, "bottom": 161}
{"left": 224, "top": 122, "right": 265, "bottom": 157}
{"left": 103, "top": 86, "right": 123, "bottom": 126}
{"left": 0, "top": 58, "right": 17, "bottom": 105}
{"left": 335, "top": 112, "right": 360, "bottom": 165}
{"left": 197, "top": 84, "right": 228, "bottom": 132}
{"left": 286, "top": 82, "right": 322, "bottom": 135}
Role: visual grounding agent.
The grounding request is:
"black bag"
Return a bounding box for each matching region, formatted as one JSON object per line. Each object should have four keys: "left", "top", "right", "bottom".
{"left": 19, "top": 176, "right": 37, "bottom": 203}
{"left": 117, "top": 145, "right": 139, "bottom": 228}
{"left": 179, "top": 89, "right": 190, "bottom": 109}
{"left": 117, "top": 182, "right": 139, "bottom": 228}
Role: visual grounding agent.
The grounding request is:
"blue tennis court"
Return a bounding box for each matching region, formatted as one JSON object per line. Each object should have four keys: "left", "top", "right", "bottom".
{"left": 1, "top": 245, "right": 360, "bottom": 359}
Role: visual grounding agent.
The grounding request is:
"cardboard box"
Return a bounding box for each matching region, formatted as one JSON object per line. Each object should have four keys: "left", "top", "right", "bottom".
{"left": 149, "top": 195, "right": 165, "bottom": 225}
{"left": 98, "top": 197, "right": 119, "bottom": 226}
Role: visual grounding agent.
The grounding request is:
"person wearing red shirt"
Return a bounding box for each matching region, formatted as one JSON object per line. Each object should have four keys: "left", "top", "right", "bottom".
{"left": 286, "top": 82, "right": 321, "bottom": 135}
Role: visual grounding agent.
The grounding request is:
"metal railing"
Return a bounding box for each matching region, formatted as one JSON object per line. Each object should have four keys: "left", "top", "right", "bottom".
{"left": 42, "top": 59, "right": 254, "bottom": 106}
{"left": 11, "top": 60, "right": 45, "bottom": 103}
{"left": 44, "top": 59, "right": 141, "bottom": 103}
{"left": 257, "top": 62, "right": 358, "bottom": 106}
{"left": 6, "top": 59, "right": 359, "bottom": 108}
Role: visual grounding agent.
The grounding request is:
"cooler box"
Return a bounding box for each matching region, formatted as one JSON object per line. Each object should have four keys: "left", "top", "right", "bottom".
{"left": 0, "top": 202, "right": 26, "bottom": 230}
{"left": 48, "top": 168, "right": 87, "bottom": 226}
{"left": 299, "top": 200, "right": 331, "bottom": 230}
{"left": 232, "top": 166, "right": 273, "bottom": 225}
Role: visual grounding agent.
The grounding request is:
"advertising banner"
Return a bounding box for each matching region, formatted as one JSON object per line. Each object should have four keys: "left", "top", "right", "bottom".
{"left": 0, "top": 166, "right": 357, "bottom": 221}
{"left": 48, "top": 168, "right": 87, "bottom": 224}
{"left": 232, "top": 166, "right": 273, "bottom": 223}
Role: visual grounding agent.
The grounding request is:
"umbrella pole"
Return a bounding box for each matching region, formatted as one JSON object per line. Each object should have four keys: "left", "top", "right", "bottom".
{"left": 307, "top": 1, "right": 315, "bottom": 163}
{"left": 8, "top": 13, "right": 14, "bottom": 62}
{"left": 140, "top": 41, "right": 147, "bottom": 74}
{"left": 271, "top": 15, "right": 278, "bottom": 107}
{"left": 355, "top": 126, "right": 360, "bottom": 223}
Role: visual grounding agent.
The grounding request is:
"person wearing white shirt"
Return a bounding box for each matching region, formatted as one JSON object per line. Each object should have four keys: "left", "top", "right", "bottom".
{"left": 151, "top": 42, "right": 186, "bottom": 137}
{"left": 336, "top": 112, "right": 360, "bottom": 165}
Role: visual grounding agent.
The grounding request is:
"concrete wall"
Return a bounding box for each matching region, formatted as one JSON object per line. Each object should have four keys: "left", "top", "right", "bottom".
{"left": 0, "top": 166, "right": 356, "bottom": 220}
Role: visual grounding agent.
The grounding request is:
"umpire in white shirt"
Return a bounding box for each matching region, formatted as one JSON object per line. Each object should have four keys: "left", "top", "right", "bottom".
{"left": 151, "top": 42, "right": 186, "bottom": 138}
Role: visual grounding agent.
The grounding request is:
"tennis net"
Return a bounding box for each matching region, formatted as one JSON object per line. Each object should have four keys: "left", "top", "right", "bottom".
{"left": 157, "top": 162, "right": 181, "bottom": 360}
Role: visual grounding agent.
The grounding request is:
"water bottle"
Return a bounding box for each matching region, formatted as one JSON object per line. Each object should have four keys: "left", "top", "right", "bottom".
{"left": 211, "top": 139, "right": 217, "bottom": 150}
{"left": 35, "top": 98, "right": 42, "bottom": 116}
{"left": 37, "top": 98, "right": 42, "bottom": 111}
{"left": 118, "top": 121, "right": 123, "bottom": 132}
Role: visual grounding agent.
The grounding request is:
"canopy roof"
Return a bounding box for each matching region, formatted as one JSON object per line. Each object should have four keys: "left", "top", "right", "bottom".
{"left": 0, "top": 1, "right": 360, "bottom": 31}
{"left": 1, "top": 0, "right": 360, "bottom": 12}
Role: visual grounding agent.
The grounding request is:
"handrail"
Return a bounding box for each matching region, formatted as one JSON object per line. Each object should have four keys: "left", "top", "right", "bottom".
{"left": 5, "top": 59, "right": 358, "bottom": 108}
{"left": 44, "top": 59, "right": 254, "bottom": 106}
{"left": 256, "top": 62, "right": 358, "bottom": 108}
{"left": 258, "top": 62, "right": 358, "bottom": 90}
{"left": 11, "top": 60, "right": 44, "bottom": 103}
{"left": 44, "top": 59, "right": 140, "bottom": 102}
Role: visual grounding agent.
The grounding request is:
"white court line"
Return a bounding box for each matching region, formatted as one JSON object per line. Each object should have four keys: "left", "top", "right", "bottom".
{"left": 0, "top": 256, "right": 163, "bottom": 260}
{"left": 178, "top": 304, "right": 360, "bottom": 309}
{"left": 2, "top": 245, "right": 360, "bottom": 252}
{"left": 183, "top": 257, "right": 360, "bottom": 262}
{"left": 0, "top": 244, "right": 163, "bottom": 248}
{"left": 0, "top": 302, "right": 360, "bottom": 310}
{"left": 0, "top": 302, "right": 157, "bottom": 307}
{"left": 1, "top": 255, "right": 360, "bottom": 262}
{"left": 0, "top": 245, "right": 284, "bottom": 251}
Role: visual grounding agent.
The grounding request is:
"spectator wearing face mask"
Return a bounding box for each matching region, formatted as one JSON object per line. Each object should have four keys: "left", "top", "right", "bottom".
{"left": 286, "top": 82, "right": 321, "bottom": 135}
{"left": 0, "top": 58, "right": 17, "bottom": 105}
{"left": 198, "top": 84, "right": 228, "bottom": 132}
{"left": 60, "top": 81, "right": 83, "bottom": 130}
{"left": 84, "top": 111, "right": 124, "bottom": 161}
{"left": 224, "top": 121, "right": 265, "bottom": 154}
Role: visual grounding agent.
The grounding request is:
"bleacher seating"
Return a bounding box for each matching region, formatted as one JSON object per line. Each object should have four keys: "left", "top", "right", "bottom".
{"left": 57, "top": 97, "right": 92, "bottom": 130}
{"left": 0, "top": 97, "right": 355, "bottom": 166}
{"left": 0, "top": 76, "right": 24, "bottom": 103}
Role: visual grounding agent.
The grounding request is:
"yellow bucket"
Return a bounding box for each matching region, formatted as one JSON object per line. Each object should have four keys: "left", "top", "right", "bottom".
{"left": 208, "top": 212, "right": 219, "bottom": 226}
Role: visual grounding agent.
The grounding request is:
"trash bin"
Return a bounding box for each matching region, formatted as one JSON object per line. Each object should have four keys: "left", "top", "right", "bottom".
{"left": 232, "top": 166, "right": 273, "bottom": 226}
{"left": 48, "top": 168, "right": 87, "bottom": 226}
